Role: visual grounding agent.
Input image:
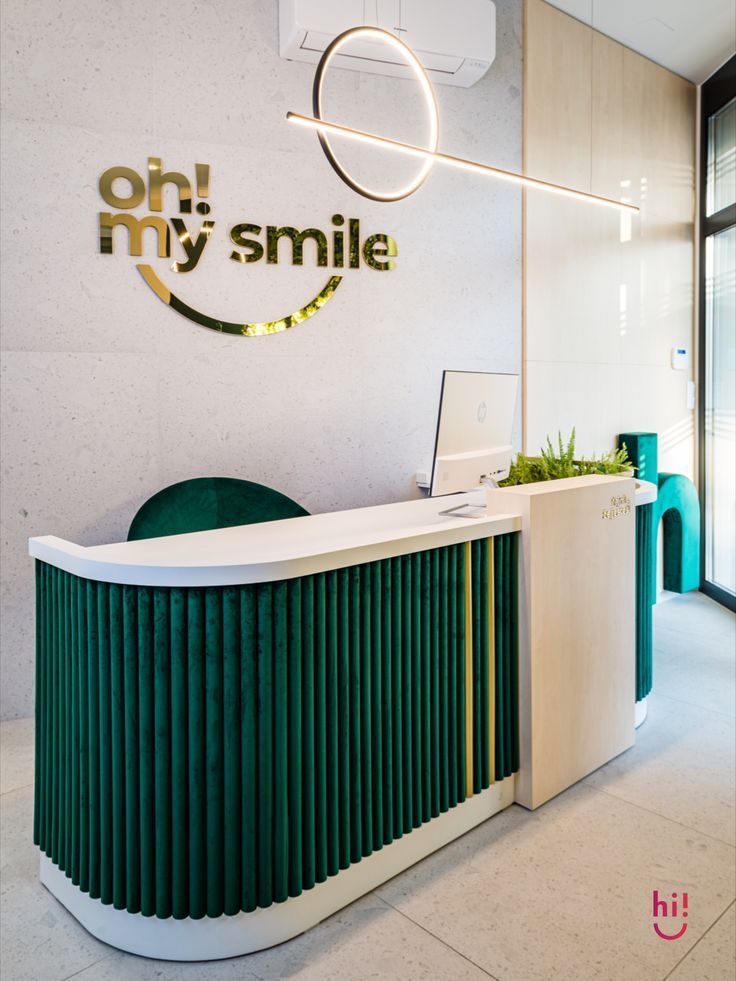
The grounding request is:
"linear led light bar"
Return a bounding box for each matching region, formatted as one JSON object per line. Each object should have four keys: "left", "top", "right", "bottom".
{"left": 286, "top": 111, "right": 639, "bottom": 214}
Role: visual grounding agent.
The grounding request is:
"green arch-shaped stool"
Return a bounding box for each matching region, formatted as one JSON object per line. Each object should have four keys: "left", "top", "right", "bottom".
{"left": 128, "top": 476, "right": 309, "bottom": 541}
{"left": 618, "top": 432, "right": 701, "bottom": 706}
{"left": 655, "top": 472, "right": 700, "bottom": 594}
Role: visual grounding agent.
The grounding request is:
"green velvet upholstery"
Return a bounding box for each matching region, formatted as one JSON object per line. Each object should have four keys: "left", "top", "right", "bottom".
{"left": 618, "top": 431, "right": 659, "bottom": 701}
{"left": 655, "top": 473, "right": 701, "bottom": 593}
{"left": 33, "top": 535, "right": 519, "bottom": 918}
{"left": 617, "top": 432, "right": 659, "bottom": 486}
{"left": 128, "top": 477, "right": 309, "bottom": 541}
{"left": 617, "top": 432, "right": 701, "bottom": 592}
{"left": 635, "top": 503, "right": 655, "bottom": 701}
{"left": 617, "top": 432, "right": 702, "bottom": 702}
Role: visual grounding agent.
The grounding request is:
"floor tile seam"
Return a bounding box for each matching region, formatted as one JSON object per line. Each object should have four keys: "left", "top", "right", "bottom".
{"left": 372, "top": 891, "right": 502, "bottom": 980}
{"left": 660, "top": 898, "right": 735, "bottom": 981}
{"left": 584, "top": 784, "right": 736, "bottom": 850}
{"left": 59, "top": 953, "right": 114, "bottom": 981}
{"left": 0, "top": 781, "right": 33, "bottom": 797}
{"left": 648, "top": 689, "right": 736, "bottom": 721}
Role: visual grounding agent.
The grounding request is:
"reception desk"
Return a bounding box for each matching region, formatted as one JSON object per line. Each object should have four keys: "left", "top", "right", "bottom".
{"left": 30, "top": 494, "right": 522, "bottom": 960}
{"left": 29, "top": 478, "right": 656, "bottom": 960}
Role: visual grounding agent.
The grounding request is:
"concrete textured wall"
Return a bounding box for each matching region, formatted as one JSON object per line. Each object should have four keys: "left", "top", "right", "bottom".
{"left": 0, "top": 0, "right": 522, "bottom": 719}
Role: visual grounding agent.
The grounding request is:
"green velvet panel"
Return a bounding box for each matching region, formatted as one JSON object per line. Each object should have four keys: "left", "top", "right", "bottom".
{"left": 127, "top": 477, "right": 309, "bottom": 541}
{"left": 619, "top": 431, "right": 701, "bottom": 695}
{"left": 655, "top": 473, "right": 701, "bottom": 594}
{"left": 34, "top": 534, "right": 519, "bottom": 919}
{"left": 635, "top": 503, "right": 655, "bottom": 701}
{"left": 617, "top": 432, "right": 659, "bottom": 486}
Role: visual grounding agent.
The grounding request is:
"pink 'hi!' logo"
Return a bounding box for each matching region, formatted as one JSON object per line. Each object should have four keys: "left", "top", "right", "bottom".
{"left": 652, "top": 890, "right": 689, "bottom": 940}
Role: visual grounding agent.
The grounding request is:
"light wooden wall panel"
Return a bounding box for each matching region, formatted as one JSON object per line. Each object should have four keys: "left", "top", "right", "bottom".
{"left": 524, "top": 0, "right": 592, "bottom": 187}
{"left": 523, "top": 0, "right": 696, "bottom": 477}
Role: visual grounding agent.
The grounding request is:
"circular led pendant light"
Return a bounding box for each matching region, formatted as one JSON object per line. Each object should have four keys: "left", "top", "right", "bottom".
{"left": 290, "top": 26, "right": 638, "bottom": 214}
{"left": 312, "top": 26, "right": 440, "bottom": 202}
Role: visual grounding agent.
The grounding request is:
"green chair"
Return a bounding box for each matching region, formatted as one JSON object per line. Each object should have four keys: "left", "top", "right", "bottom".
{"left": 618, "top": 431, "right": 701, "bottom": 705}
{"left": 128, "top": 476, "right": 309, "bottom": 541}
{"left": 617, "top": 433, "right": 701, "bottom": 594}
{"left": 655, "top": 472, "right": 700, "bottom": 594}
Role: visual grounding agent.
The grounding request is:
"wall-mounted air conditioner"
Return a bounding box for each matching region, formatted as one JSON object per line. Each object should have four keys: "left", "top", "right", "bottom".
{"left": 278, "top": 0, "right": 496, "bottom": 88}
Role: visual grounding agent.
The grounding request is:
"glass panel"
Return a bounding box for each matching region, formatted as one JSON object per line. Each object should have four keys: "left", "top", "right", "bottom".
{"left": 704, "top": 224, "right": 736, "bottom": 595}
{"left": 706, "top": 97, "right": 736, "bottom": 216}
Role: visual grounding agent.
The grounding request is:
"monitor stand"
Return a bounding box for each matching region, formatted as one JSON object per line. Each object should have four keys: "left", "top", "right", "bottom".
{"left": 437, "top": 477, "right": 500, "bottom": 519}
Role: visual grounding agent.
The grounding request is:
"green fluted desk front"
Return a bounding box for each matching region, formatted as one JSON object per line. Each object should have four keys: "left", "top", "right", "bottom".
{"left": 30, "top": 494, "right": 521, "bottom": 960}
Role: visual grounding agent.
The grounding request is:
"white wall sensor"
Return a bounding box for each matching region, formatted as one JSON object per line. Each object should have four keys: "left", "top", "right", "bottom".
{"left": 671, "top": 346, "right": 690, "bottom": 370}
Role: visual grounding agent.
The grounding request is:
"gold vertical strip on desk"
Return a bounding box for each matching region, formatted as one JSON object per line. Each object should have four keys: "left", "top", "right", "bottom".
{"left": 464, "top": 541, "right": 474, "bottom": 798}
{"left": 488, "top": 538, "right": 496, "bottom": 785}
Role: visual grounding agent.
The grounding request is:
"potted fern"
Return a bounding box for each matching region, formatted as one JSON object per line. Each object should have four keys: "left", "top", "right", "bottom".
{"left": 500, "top": 429, "right": 633, "bottom": 487}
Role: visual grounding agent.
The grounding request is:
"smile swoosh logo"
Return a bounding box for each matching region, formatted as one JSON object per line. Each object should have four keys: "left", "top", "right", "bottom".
{"left": 653, "top": 923, "right": 688, "bottom": 940}
{"left": 136, "top": 264, "right": 343, "bottom": 337}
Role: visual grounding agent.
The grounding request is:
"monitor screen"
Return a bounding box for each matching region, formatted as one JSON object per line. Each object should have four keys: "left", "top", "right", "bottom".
{"left": 430, "top": 370, "right": 518, "bottom": 497}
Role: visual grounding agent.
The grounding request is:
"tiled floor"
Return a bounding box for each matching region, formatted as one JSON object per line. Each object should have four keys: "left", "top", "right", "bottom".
{"left": 1, "top": 592, "right": 734, "bottom": 980}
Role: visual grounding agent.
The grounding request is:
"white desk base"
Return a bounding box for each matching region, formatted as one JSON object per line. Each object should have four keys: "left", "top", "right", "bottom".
{"left": 41, "top": 777, "right": 515, "bottom": 962}
{"left": 635, "top": 698, "right": 648, "bottom": 729}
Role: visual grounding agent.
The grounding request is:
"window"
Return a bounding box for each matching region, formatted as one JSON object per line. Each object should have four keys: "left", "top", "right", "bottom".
{"left": 706, "top": 96, "right": 735, "bottom": 216}
{"left": 700, "top": 57, "right": 736, "bottom": 610}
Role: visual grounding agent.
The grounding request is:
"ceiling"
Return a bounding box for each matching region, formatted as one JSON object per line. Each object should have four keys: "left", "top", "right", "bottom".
{"left": 544, "top": 0, "right": 735, "bottom": 83}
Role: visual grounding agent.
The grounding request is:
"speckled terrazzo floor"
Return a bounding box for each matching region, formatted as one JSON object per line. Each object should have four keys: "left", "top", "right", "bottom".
{"left": 1, "top": 591, "right": 734, "bottom": 981}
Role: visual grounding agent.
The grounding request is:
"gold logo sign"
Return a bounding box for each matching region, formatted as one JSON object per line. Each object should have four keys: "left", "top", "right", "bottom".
{"left": 601, "top": 495, "right": 632, "bottom": 520}
{"left": 98, "top": 157, "right": 398, "bottom": 336}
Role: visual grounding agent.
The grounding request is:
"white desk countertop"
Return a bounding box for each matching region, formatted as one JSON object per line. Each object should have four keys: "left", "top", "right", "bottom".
{"left": 28, "top": 492, "right": 520, "bottom": 587}
{"left": 28, "top": 479, "right": 656, "bottom": 588}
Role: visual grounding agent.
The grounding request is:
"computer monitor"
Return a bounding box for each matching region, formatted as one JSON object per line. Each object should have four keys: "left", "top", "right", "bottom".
{"left": 430, "top": 370, "right": 519, "bottom": 497}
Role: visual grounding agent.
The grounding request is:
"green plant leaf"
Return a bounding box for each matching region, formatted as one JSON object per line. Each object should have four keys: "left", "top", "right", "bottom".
{"left": 501, "top": 428, "right": 635, "bottom": 485}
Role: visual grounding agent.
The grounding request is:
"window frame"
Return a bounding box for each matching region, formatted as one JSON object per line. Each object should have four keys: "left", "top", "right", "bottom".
{"left": 699, "top": 54, "right": 736, "bottom": 611}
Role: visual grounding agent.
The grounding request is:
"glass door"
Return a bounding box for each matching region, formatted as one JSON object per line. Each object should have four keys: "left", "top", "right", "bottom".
{"left": 700, "top": 58, "right": 736, "bottom": 610}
